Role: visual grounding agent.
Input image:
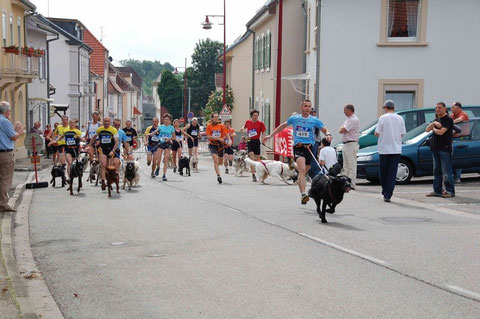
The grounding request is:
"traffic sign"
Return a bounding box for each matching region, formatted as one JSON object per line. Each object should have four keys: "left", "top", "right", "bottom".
{"left": 24, "top": 133, "right": 44, "bottom": 152}
{"left": 179, "top": 117, "right": 185, "bottom": 123}
{"left": 220, "top": 104, "right": 231, "bottom": 116}
{"left": 187, "top": 112, "right": 194, "bottom": 119}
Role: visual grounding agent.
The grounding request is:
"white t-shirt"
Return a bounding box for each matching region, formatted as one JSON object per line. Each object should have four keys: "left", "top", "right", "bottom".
{"left": 375, "top": 112, "right": 406, "bottom": 154}
{"left": 319, "top": 146, "right": 337, "bottom": 171}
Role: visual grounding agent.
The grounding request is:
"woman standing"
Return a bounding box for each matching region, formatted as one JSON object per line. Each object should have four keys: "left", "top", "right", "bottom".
{"left": 43, "top": 124, "right": 52, "bottom": 158}
{"left": 171, "top": 119, "right": 184, "bottom": 173}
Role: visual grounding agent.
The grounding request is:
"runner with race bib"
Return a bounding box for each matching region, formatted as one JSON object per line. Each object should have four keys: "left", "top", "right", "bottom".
{"left": 263, "top": 100, "right": 332, "bottom": 205}
{"left": 241, "top": 109, "right": 266, "bottom": 182}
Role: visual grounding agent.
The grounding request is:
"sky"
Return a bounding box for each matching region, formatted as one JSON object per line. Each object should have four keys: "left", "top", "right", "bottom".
{"left": 35, "top": 0, "right": 266, "bottom": 68}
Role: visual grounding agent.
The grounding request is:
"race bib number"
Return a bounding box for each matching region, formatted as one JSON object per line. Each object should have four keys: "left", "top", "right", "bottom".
{"left": 177, "top": 136, "right": 183, "bottom": 141}
{"left": 66, "top": 138, "right": 75, "bottom": 146}
{"left": 151, "top": 135, "right": 160, "bottom": 142}
{"left": 248, "top": 129, "right": 257, "bottom": 138}
{"left": 101, "top": 136, "right": 112, "bottom": 144}
{"left": 212, "top": 130, "right": 221, "bottom": 137}
{"left": 295, "top": 126, "right": 311, "bottom": 138}
{"left": 160, "top": 134, "right": 170, "bottom": 142}
{"left": 127, "top": 136, "right": 132, "bottom": 142}
{"left": 191, "top": 130, "right": 198, "bottom": 136}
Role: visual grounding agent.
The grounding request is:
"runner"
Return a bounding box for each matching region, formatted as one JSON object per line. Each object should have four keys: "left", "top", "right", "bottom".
{"left": 122, "top": 120, "right": 138, "bottom": 150}
{"left": 89, "top": 117, "right": 119, "bottom": 190}
{"left": 49, "top": 119, "right": 83, "bottom": 180}
{"left": 144, "top": 117, "right": 161, "bottom": 178}
{"left": 171, "top": 119, "right": 184, "bottom": 173}
{"left": 241, "top": 110, "right": 266, "bottom": 182}
{"left": 146, "top": 113, "right": 175, "bottom": 181}
{"left": 84, "top": 111, "right": 102, "bottom": 161}
{"left": 206, "top": 113, "right": 230, "bottom": 184}
{"left": 113, "top": 118, "right": 131, "bottom": 162}
{"left": 53, "top": 116, "right": 70, "bottom": 166}
{"left": 263, "top": 100, "right": 332, "bottom": 204}
{"left": 183, "top": 117, "right": 200, "bottom": 158}
{"left": 223, "top": 119, "right": 236, "bottom": 174}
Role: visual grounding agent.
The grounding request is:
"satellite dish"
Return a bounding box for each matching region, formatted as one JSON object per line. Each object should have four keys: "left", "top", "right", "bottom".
{"left": 108, "top": 56, "right": 113, "bottom": 62}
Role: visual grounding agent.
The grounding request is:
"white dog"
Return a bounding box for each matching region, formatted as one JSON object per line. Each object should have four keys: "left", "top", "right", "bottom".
{"left": 245, "top": 157, "right": 297, "bottom": 184}
{"left": 232, "top": 150, "right": 250, "bottom": 176}
{"left": 190, "top": 155, "right": 199, "bottom": 173}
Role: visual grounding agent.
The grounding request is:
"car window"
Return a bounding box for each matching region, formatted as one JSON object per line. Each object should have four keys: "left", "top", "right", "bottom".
{"left": 400, "top": 112, "right": 418, "bottom": 132}
{"left": 360, "top": 119, "right": 378, "bottom": 133}
{"left": 464, "top": 107, "right": 480, "bottom": 117}
{"left": 453, "top": 122, "right": 471, "bottom": 141}
{"left": 470, "top": 121, "right": 480, "bottom": 141}
{"left": 402, "top": 122, "right": 429, "bottom": 144}
{"left": 424, "top": 110, "right": 436, "bottom": 123}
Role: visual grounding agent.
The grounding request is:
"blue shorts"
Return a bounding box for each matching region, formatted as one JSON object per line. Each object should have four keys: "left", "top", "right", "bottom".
{"left": 147, "top": 144, "right": 159, "bottom": 154}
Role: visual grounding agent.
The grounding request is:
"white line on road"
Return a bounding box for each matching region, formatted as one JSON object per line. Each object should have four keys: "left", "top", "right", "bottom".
{"left": 299, "top": 233, "right": 388, "bottom": 266}
{"left": 445, "top": 285, "right": 480, "bottom": 301}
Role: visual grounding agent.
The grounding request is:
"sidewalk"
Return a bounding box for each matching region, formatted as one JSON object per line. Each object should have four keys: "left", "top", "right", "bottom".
{"left": 14, "top": 154, "right": 52, "bottom": 172}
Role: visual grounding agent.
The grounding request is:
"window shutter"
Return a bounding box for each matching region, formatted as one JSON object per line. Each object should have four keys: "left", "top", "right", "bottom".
{"left": 254, "top": 38, "right": 257, "bottom": 70}
{"left": 266, "top": 32, "right": 271, "bottom": 68}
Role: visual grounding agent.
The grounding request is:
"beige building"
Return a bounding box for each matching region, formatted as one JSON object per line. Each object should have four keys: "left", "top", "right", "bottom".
{"left": 0, "top": 0, "right": 37, "bottom": 157}
{"left": 224, "top": 30, "right": 253, "bottom": 132}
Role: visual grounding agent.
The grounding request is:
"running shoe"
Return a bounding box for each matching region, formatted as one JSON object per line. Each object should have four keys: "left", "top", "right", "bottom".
{"left": 426, "top": 192, "right": 442, "bottom": 197}
{"left": 173, "top": 167, "right": 177, "bottom": 173}
{"left": 301, "top": 193, "right": 309, "bottom": 205}
{"left": 252, "top": 175, "right": 257, "bottom": 182}
{"left": 101, "top": 180, "right": 106, "bottom": 190}
{"left": 155, "top": 167, "right": 160, "bottom": 176}
{"left": 217, "top": 176, "right": 222, "bottom": 184}
{"left": 162, "top": 175, "right": 167, "bottom": 181}
{"left": 225, "top": 168, "right": 229, "bottom": 174}
{"left": 151, "top": 172, "right": 155, "bottom": 178}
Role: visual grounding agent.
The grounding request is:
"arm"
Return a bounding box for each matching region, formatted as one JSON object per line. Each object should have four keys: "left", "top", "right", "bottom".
{"left": 110, "top": 137, "right": 119, "bottom": 156}
{"left": 262, "top": 122, "right": 289, "bottom": 143}
{"left": 320, "top": 127, "right": 332, "bottom": 142}
{"left": 89, "top": 135, "right": 97, "bottom": 146}
{"left": 433, "top": 127, "right": 448, "bottom": 136}
{"left": 339, "top": 127, "right": 348, "bottom": 134}
{"left": 9, "top": 122, "right": 25, "bottom": 142}
{"left": 453, "top": 116, "right": 467, "bottom": 124}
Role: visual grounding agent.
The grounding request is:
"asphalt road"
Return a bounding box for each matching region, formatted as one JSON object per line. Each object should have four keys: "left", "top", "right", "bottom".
{"left": 28, "top": 155, "right": 480, "bottom": 318}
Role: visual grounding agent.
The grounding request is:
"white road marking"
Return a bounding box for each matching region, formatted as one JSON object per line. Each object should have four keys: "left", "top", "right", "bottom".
{"left": 299, "top": 233, "right": 388, "bottom": 266}
{"left": 445, "top": 285, "right": 480, "bottom": 301}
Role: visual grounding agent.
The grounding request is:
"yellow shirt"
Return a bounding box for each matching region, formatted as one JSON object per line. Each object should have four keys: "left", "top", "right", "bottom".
{"left": 63, "top": 129, "right": 82, "bottom": 147}
{"left": 54, "top": 125, "right": 70, "bottom": 145}
{"left": 96, "top": 126, "right": 118, "bottom": 147}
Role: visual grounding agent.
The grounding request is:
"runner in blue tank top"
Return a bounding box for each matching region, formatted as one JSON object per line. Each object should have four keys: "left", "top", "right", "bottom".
{"left": 263, "top": 100, "right": 332, "bottom": 205}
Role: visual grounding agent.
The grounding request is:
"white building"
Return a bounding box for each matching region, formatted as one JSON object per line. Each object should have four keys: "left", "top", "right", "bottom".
{"left": 43, "top": 17, "right": 93, "bottom": 129}
{"left": 307, "top": 0, "right": 480, "bottom": 140}
{"left": 25, "top": 14, "right": 58, "bottom": 130}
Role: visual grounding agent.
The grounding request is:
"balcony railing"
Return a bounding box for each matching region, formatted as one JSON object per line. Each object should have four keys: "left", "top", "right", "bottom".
{"left": 0, "top": 50, "right": 40, "bottom": 78}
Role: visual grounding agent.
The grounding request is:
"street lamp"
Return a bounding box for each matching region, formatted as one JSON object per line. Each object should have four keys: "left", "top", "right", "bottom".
{"left": 201, "top": 0, "right": 226, "bottom": 108}
{"left": 174, "top": 58, "right": 188, "bottom": 120}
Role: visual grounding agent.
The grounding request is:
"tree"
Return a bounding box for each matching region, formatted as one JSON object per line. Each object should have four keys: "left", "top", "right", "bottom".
{"left": 186, "top": 39, "right": 224, "bottom": 114}
{"left": 157, "top": 70, "right": 183, "bottom": 119}
{"left": 203, "top": 86, "right": 234, "bottom": 122}
{"left": 119, "top": 59, "right": 174, "bottom": 96}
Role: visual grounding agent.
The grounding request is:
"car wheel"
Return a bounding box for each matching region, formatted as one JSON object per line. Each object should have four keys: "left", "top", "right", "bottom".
{"left": 396, "top": 159, "right": 413, "bottom": 185}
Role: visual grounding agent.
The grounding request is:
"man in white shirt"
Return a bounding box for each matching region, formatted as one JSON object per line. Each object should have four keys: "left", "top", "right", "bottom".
{"left": 374, "top": 100, "right": 406, "bottom": 202}
{"left": 339, "top": 104, "right": 360, "bottom": 187}
{"left": 318, "top": 138, "right": 337, "bottom": 175}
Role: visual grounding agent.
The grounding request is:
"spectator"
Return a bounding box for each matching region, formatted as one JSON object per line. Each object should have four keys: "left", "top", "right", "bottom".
{"left": 450, "top": 102, "right": 469, "bottom": 183}
{"left": 374, "top": 100, "right": 406, "bottom": 202}
{"left": 238, "top": 136, "right": 247, "bottom": 151}
{"left": 426, "top": 102, "right": 455, "bottom": 198}
{"left": 44, "top": 124, "right": 53, "bottom": 158}
{"left": 29, "top": 121, "right": 41, "bottom": 134}
{"left": 318, "top": 138, "right": 337, "bottom": 175}
{"left": 0, "top": 101, "right": 26, "bottom": 213}
{"left": 339, "top": 103, "right": 360, "bottom": 188}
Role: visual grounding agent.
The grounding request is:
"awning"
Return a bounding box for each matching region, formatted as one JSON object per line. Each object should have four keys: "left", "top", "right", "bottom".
{"left": 133, "top": 106, "right": 142, "bottom": 115}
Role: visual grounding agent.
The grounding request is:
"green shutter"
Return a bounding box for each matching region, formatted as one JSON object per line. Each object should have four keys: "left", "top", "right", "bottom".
{"left": 266, "top": 32, "right": 271, "bottom": 68}
{"left": 254, "top": 38, "right": 257, "bottom": 70}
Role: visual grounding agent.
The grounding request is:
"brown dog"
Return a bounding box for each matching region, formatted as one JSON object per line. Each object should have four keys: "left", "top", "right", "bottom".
{"left": 105, "top": 166, "right": 119, "bottom": 197}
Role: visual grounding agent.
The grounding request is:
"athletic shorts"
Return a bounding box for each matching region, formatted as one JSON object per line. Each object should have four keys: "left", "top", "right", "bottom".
{"left": 158, "top": 142, "right": 171, "bottom": 150}
{"left": 172, "top": 141, "right": 182, "bottom": 151}
{"left": 147, "top": 144, "right": 159, "bottom": 154}
{"left": 224, "top": 146, "right": 233, "bottom": 155}
{"left": 187, "top": 138, "right": 199, "bottom": 148}
{"left": 209, "top": 144, "right": 224, "bottom": 158}
{"left": 99, "top": 146, "right": 114, "bottom": 157}
{"left": 247, "top": 139, "right": 261, "bottom": 155}
{"left": 51, "top": 145, "right": 58, "bottom": 153}
{"left": 65, "top": 147, "right": 78, "bottom": 158}
{"left": 56, "top": 145, "right": 65, "bottom": 154}
{"left": 293, "top": 144, "right": 313, "bottom": 166}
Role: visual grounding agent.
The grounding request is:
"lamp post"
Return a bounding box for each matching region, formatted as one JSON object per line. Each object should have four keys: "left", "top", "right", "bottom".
{"left": 174, "top": 58, "right": 188, "bottom": 120}
{"left": 201, "top": 0, "right": 226, "bottom": 108}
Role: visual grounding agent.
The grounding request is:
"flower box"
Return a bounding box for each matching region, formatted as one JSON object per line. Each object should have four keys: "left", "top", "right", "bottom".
{"left": 3, "top": 46, "right": 20, "bottom": 55}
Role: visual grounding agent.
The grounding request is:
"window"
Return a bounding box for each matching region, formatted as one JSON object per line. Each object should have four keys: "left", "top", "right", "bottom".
{"left": 17, "top": 18, "right": 21, "bottom": 46}
{"left": 265, "top": 31, "right": 271, "bottom": 69}
{"left": 39, "top": 55, "right": 45, "bottom": 79}
{"left": 254, "top": 38, "right": 258, "bottom": 70}
{"left": 2, "top": 13, "right": 6, "bottom": 47}
{"left": 9, "top": 16, "right": 13, "bottom": 45}
{"left": 259, "top": 35, "right": 264, "bottom": 70}
{"left": 378, "top": 0, "right": 428, "bottom": 46}
{"left": 378, "top": 79, "right": 424, "bottom": 116}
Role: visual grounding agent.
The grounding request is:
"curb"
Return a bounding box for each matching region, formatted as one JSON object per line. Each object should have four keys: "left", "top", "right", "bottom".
{"left": 1, "top": 171, "right": 64, "bottom": 318}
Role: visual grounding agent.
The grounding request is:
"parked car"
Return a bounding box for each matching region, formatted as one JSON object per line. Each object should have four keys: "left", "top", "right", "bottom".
{"left": 356, "top": 118, "right": 480, "bottom": 184}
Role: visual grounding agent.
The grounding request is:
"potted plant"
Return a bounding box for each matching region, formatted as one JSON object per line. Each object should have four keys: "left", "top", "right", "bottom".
{"left": 22, "top": 46, "right": 35, "bottom": 57}
{"left": 33, "top": 48, "right": 45, "bottom": 57}
{"left": 3, "top": 45, "right": 20, "bottom": 55}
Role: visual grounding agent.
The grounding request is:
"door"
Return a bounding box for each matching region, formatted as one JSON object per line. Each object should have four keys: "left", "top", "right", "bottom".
{"left": 417, "top": 134, "right": 433, "bottom": 173}
{"left": 451, "top": 121, "right": 472, "bottom": 169}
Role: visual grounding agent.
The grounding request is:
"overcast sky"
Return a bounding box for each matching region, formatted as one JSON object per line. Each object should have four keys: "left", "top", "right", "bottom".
{"left": 35, "top": 0, "right": 265, "bottom": 68}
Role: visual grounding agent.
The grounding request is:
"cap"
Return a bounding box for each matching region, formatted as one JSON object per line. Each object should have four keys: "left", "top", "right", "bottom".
{"left": 192, "top": 117, "right": 198, "bottom": 121}
{"left": 383, "top": 100, "right": 395, "bottom": 108}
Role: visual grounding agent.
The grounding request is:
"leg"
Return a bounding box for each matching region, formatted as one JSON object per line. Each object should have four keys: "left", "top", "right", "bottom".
{"left": 296, "top": 157, "right": 307, "bottom": 194}
{"left": 309, "top": 142, "right": 320, "bottom": 178}
{"left": 342, "top": 142, "right": 359, "bottom": 188}
{"left": 432, "top": 151, "right": 443, "bottom": 195}
{"left": 163, "top": 149, "right": 170, "bottom": 175}
{"left": 0, "top": 152, "right": 15, "bottom": 210}
{"left": 384, "top": 154, "right": 400, "bottom": 199}
{"left": 211, "top": 153, "right": 220, "bottom": 176}
{"left": 99, "top": 153, "right": 107, "bottom": 189}
{"left": 440, "top": 151, "right": 455, "bottom": 195}
{"left": 379, "top": 154, "right": 388, "bottom": 197}
{"left": 66, "top": 154, "right": 73, "bottom": 180}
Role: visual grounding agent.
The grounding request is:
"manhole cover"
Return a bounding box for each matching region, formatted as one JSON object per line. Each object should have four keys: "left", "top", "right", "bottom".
{"left": 380, "top": 217, "right": 432, "bottom": 223}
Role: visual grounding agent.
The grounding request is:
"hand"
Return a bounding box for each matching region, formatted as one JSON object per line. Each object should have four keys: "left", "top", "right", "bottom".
{"left": 109, "top": 151, "right": 114, "bottom": 157}
{"left": 218, "top": 138, "right": 224, "bottom": 144}
{"left": 262, "top": 136, "right": 270, "bottom": 144}
{"left": 14, "top": 121, "right": 25, "bottom": 134}
{"left": 190, "top": 136, "right": 194, "bottom": 141}
{"left": 434, "top": 122, "right": 442, "bottom": 128}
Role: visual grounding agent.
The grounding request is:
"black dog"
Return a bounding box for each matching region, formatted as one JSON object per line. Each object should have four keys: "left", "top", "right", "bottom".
{"left": 308, "top": 174, "right": 353, "bottom": 223}
{"left": 50, "top": 164, "right": 66, "bottom": 187}
{"left": 68, "top": 160, "right": 84, "bottom": 195}
{"left": 178, "top": 156, "right": 190, "bottom": 176}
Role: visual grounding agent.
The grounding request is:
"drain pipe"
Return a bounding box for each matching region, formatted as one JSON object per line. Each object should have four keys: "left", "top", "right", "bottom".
{"left": 315, "top": 0, "right": 322, "bottom": 114}
{"left": 301, "top": 0, "right": 307, "bottom": 74}
{"left": 250, "top": 30, "right": 255, "bottom": 110}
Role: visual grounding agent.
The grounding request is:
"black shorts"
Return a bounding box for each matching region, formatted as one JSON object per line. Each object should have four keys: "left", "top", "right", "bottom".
{"left": 247, "top": 139, "right": 261, "bottom": 155}
{"left": 172, "top": 141, "right": 182, "bottom": 151}
{"left": 51, "top": 145, "right": 58, "bottom": 153}
{"left": 187, "top": 138, "right": 199, "bottom": 148}
{"left": 158, "top": 142, "right": 171, "bottom": 150}
{"left": 224, "top": 146, "right": 233, "bottom": 155}
{"left": 65, "top": 147, "right": 78, "bottom": 158}
{"left": 209, "top": 144, "right": 224, "bottom": 157}
{"left": 294, "top": 144, "right": 313, "bottom": 166}
{"left": 99, "top": 146, "right": 114, "bottom": 156}
{"left": 56, "top": 145, "right": 65, "bottom": 154}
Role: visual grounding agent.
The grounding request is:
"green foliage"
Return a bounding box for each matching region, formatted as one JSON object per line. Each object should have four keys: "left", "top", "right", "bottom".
{"left": 157, "top": 70, "right": 183, "bottom": 119}
{"left": 119, "top": 59, "right": 174, "bottom": 96}
{"left": 187, "top": 39, "right": 224, "bottom": 114}
{"left": 203, "top": 86, "right": 234, "bottom": 122}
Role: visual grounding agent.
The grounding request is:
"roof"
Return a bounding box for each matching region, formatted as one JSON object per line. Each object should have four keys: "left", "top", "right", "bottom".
{"left": 108, "top": 78, "right": 123, "bottom": 94}
{"left": 17, "top": 0, "right": 36, "bottom": 11}
{"left": 37, "top": 16, "right": 92, "bottom": 51}
{"left": 83, "top": 28, "right": 108, "bottom": 75}
{"left": 246, "top": 0, "right": 277, "bottom": 28}
{"left": 117, "top": 67, "right": 142, "bottom": 90}
{"left": 224, "top": 29, "right": 253, "bottom": 56}
{"left": 116, "top": 73, "right": 135, "bottom": 92}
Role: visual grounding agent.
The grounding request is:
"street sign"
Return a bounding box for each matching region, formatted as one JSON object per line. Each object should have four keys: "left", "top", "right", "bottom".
{"left": 219, "top": 104, "right": 232, "bottom": 122}
{"left": 179, "top": 117, "right": 185, "bottom": 123}
{"left": 187, "top": 112, "right": 194, "bottom": 119}
{"left": 24, "top": 133, "right": 44, "bottom": 152}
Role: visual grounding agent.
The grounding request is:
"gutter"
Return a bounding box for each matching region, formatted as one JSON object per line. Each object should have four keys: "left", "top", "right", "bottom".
{"left": 301, "top": 0, "right": 307, "bottom": 73}
{"left": 78, "top": 46, "right": 82, "bottom": 124}
{"left": 315, "top": 0, "right": 322, "bottom": 114}
{"left": 250, "top": 29, "right": 255, "bottom": 110}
